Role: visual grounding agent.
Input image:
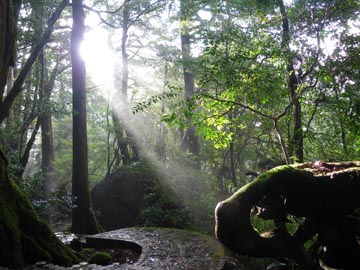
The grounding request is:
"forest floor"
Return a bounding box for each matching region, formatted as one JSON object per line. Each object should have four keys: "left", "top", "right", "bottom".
{"left": 16, "top": 227, "right": 271, "bottom": 270}
{"left": 17, "top": 227, "right": 241, "bottom": 270}
{"left": 83, "top": 227, "right": 226, "bottom": 269}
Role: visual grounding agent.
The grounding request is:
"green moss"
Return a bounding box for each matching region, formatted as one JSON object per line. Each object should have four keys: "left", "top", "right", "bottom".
{"left": 0, "top": 148, "right": 79, "bottom": 268}
{"left": 0, "top": 214, "right": 23, "bottom": 268}
{"left": 21, "top": 234, "right": 52, "bottom": 263}
{"left": 228, "top": 165, "right": 313, "bottom": 203}
{"left": 0, "top": 161, "right": 23, "bottom": 267}
{"left": 88, "top": 252, "right": 112, "bottom": 265}
{"left": 80, "top": 248, "right": 95, "bottom": 258}
{"left": 202, "top": 233, "right": 225, "bottom": 263}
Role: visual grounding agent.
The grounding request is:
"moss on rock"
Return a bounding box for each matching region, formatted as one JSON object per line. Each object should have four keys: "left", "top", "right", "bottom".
{"left": 88, "top": 252, "right": 112, "bottom": 265}
{"left": 92, "top": 161, "right": 193, "bottom": 230}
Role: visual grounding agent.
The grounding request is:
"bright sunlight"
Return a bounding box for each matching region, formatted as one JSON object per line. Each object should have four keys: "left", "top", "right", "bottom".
{"left": 81, "top": 18, "right": 116, "bottom": 90}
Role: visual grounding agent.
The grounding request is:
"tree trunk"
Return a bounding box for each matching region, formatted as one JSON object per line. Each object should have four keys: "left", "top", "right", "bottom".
{"left": 33, "top": 0, "right": 57, "bottom": 208}
{"left": 0, "top": 1, "right": 78, "bottom": 267}
{"left": 279, "top": 0, "right": 304, "bottom": 163}
{"left": 40, "top": 108, "right": 57, "bottom": 211}
{"left": 111, "top": 111, "right": 130, "bottom": 165}
{"left": 0, "top": 0, "right": 21, "bottom": 167}
{"left": 19, "top": 118, "right": 41, "bottom": 174}
{"left": 111, "top": 0, "right": 140, "bottom": 165}
{"left": 0, "top": 0, "right": 69, "bottom": 123}
{"left": 39, "top": 43, "right": 65, "bottom": 223}
{"left": 71, "top": 0, "right": 101, "bottom": 234}
{"left": 0, "top": 146, "right": 79, "bottom": 267}
{"left": 228, "top": 111, "right": 237, "bottom": 186}
{"left": 121, "top": 3, "right": 129, "bottom": 101}
{"left": 229, "top": 141, "right": 237, "bottom": 186}
{"left": 0, "top": 0, "right": 20, "bottom": 94}
{"left": 180, "top": 0, "right": 200, "bottom": 158}
{"left": 155, "top": 61, "right": 169, "bottom": 162}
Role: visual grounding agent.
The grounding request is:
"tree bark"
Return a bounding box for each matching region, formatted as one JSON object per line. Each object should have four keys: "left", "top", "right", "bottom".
{"left": 71, "top": 0, "right": 101, "bottom": 234}
{"left": 0, "top": 0, "right": 20, "bottom": 95}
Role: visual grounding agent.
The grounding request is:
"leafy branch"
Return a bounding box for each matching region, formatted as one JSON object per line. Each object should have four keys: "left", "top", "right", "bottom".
{"left": 132, "top": 90, "right": 179, "bottom": 114}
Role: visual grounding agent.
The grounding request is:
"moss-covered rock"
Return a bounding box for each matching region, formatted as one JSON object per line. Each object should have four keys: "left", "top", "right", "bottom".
{"left": 215, "top": 162, "right": 360, "bottom": 270}
{"left": 88, "top": 252, "right": 112, "bottom": 265}
{"left": 91, "top": 161, "right": 193, "bottom": 230}
{"left": 79, "top": 248, "right": 94, "bottom": 258}
{"left": 0, "top": 147, "right": 79, "bottom": 268}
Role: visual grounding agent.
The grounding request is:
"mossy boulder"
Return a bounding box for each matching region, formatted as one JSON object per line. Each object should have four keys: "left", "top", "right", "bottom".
{"left": 88, "top": 252, "right": 112, "bottom": 265}
{"left": 91, "top": 162, "right": 192, "bottom": 230}
{"left": 0, "top": 147, "right": 79, "bottom": 268}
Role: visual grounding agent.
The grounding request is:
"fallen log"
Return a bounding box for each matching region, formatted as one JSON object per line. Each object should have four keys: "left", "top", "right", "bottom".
{"left": 215, "top": 162, "right": 360, "bottom": 270}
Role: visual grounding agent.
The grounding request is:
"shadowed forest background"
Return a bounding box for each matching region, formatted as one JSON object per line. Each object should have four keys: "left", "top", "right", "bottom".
{"left": 0, "top": 0, "right": 359, "bottom": 269}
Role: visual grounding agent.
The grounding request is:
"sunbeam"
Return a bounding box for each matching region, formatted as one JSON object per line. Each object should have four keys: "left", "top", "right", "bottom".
{"left": 81, "top": 27, "right": 116, "bottom": 93}
{"left": 80, "top": 10, "right": 217, "bottom": 234}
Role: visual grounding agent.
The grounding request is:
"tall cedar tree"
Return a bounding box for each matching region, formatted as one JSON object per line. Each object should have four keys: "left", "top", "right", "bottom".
{"left": 71, "top": 0, "right": 101, "bottom": 234}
